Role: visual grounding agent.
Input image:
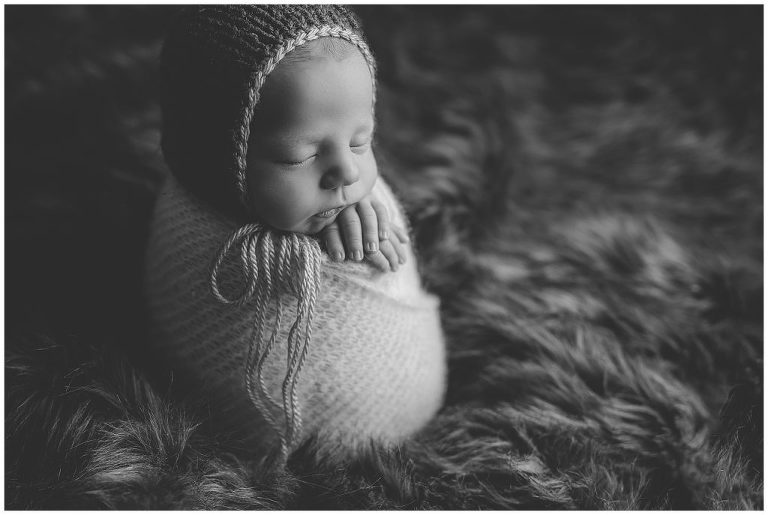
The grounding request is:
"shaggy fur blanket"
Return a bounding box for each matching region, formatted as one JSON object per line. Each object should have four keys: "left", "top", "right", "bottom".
{"left": 6, "top": 6, "right": 763, "bottom": 509}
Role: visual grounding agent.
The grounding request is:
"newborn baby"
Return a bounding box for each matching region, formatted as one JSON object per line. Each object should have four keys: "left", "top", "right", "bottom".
{"left": 146, "top": 5, "right": 446, "bottom": 462}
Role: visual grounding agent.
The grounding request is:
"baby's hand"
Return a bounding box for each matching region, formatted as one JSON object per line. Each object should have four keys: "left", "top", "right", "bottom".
{"left": 321, "top": 196, "right": 410, "bottom": 272}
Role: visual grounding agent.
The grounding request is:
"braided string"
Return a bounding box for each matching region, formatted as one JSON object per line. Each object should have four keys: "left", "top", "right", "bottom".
{"left": 210, "top": 224, "right": 322, "bottom": 460}
{"left": 281, "top": 240, "right": 321, "bottom": 444}
{"left": 234, "top": 25, "right": 377, "bottom": 206}
{"left": 254, "top": 235, "right": 292, "bottom": 414}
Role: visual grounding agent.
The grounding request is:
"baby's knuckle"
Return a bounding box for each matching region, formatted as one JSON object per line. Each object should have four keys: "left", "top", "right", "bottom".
{"left": 346, "top": 237, "right": 363, "bottom": 247}
{"left": 340, "top": 218, "right": 360, "bottom": 230}
{"left": 360, "top": 213, "right": 378, "bottom": 224}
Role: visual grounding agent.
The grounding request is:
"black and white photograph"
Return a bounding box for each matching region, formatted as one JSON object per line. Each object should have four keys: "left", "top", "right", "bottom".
{"left": 5, "top": 3, "right": 763, "bottom": 510}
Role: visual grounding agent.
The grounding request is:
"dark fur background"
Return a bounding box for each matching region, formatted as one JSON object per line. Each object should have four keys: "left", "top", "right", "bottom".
{"left": 5, "top": 5, "right": 763, "bottom": 509}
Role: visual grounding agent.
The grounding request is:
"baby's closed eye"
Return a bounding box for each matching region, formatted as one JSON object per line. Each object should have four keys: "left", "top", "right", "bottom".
{"left": 277, "top": 140, "right": 370, "bottom": 165}
{"left": 350, "top": 136, "right": 372, "bottom": 154}
{"left": 278, "top": 154, "right": 316, "bottom": 166}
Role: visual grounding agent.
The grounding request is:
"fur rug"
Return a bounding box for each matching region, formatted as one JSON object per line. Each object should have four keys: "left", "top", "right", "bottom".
{"left": 5, "top": 6, "right": 762, "bottom": 509}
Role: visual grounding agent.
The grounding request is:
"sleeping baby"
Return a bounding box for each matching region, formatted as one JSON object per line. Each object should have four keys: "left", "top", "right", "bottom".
{"left": 146, "top": 5, "right": 446, "bottom": 463}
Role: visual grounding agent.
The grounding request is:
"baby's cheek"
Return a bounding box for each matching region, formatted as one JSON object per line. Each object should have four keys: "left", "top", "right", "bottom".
{"left": 247, "top": 171, "right": 314, "bottom": 229}
{"left": 354, "top": 152, "right": 378, "bottom": 194}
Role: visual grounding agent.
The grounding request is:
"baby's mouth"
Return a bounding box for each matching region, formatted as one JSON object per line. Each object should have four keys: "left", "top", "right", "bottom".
{"left": 315, "top": 206, "right": 344, "bottom": 218}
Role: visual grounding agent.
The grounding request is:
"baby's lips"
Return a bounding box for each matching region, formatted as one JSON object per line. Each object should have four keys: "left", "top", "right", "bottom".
{"left": 316, "top": 205, "right": 345, "bottom": 218}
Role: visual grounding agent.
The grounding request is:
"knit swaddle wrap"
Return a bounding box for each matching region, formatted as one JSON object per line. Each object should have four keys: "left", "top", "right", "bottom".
{"left": 145, "top": 176, "right": 447, "bottom": 457}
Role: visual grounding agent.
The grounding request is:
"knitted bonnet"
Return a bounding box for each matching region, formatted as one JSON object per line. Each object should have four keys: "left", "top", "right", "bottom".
{"left": 160, "top": 4, "right": 377, "bottom": 219}
{"left": 158, "top": 6, "right": 385, "bottom": 459}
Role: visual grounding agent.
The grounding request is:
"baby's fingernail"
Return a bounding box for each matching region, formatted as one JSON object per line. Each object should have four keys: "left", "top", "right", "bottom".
{"left": 334, "top": 252, "right": 344, "bottom": 261}
{"left": 366, "top": 242, "right": 378, "bottom": 253}
{"left": 354, "top": 250, "right": 363, "bottom": 261}
{"left": 380, "top": 230, "right": 389, "bottom": 240}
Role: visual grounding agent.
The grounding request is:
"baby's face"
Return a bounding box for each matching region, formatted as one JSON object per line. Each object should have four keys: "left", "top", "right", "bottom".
{"left": 245, "top": 44, "right": 377, "bottom": 234}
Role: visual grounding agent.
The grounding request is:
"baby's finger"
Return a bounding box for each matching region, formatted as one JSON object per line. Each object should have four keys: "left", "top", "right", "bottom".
{"left": 356, "top": 200, "right": 379, "bottom": 255}
{"left": 322, "top": 222, "right": 345, "bottom": 262}
{"left": 365, "top": 249, "right": 391, "bottom": 272}
{"left": 391, "top": 224, "right": 411, "bottom": 244}
{"left": 378, "top": 239, "right": 400, "bottom": 272}
{"left": 388, "top": 233, "right": 408, "bottom": 265}
{"left": 371, "top": 199, "right": 390, "bottom": 241}
{"left": 338, "top": 207, "right": 364, "bottom": 261}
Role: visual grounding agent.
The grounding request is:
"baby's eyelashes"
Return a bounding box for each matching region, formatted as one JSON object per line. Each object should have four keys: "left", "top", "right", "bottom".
{"left": 269, "top": 133, "right": 373, "bottom": 166}
{"left": 277, "top": 154, "right": 316, "bottom": 166}
{"left": 350, "top": 139, "right": 373, "bottom": 155}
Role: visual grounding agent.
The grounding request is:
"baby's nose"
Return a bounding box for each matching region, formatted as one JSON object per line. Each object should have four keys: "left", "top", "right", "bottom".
{"left": 321, "top": 154, "right": 360, "bottom": 189}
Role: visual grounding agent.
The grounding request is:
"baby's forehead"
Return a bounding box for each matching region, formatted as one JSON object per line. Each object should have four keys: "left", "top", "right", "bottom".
{"left": 250, "top": 41, "right": 373, "bottom": 128}
{"left": 283, "top": 37, "right": 360, "bottom": 64}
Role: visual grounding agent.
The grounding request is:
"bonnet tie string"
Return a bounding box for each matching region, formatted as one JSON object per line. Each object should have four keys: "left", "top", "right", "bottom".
{"left": 210, "top": 223, "right": 322, "bottom": 460}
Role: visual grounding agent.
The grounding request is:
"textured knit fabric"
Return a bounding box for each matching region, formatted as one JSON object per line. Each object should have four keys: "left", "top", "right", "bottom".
{"left": 145, "top": 175, "right": 447, "bottom": 457}
{"left": 160, "top": 5, "right": 376, "bottom": 219}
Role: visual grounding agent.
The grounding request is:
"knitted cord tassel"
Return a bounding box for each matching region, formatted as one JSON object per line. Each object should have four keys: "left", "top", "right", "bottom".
{"left": 210, "top": 223, "right": 322, "bottom": 459}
